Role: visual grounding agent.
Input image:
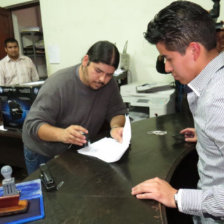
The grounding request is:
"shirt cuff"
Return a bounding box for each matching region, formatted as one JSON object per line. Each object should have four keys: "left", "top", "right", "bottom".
{"left": 178, "top": 189, "right": 203, "bottom": 216}
{"left": 176, "top": 189, "right": 182, "bottom": 212}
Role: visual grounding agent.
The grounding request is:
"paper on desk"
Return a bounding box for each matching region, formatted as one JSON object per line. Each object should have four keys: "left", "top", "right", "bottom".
{"left": 77, "top": 115, "right": 131, "bottom": 163}
{"left": 0, "top": 125, "right": 7, "bottom": 131}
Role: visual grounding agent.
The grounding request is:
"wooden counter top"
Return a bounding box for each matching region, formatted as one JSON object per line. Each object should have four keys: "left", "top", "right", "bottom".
{"left": 25, "top": 113, "right": 196, "bottom": 224}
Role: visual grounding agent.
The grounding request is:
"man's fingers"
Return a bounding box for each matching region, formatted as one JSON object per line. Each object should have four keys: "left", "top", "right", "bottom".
{"left": 132, "top": 179, "right": 160, "bottom": 195}
{"left": 136, "top": 192, "right": 154, "bottom": 200}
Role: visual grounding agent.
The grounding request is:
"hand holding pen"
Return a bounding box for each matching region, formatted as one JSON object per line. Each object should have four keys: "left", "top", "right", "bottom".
{"left": 62, "top": 125, "right": 88, "bottom": 146}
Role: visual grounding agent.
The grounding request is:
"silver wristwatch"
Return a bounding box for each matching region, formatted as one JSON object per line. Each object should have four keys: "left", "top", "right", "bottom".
{"left": 174, "top": 191, "right": 179, "bottom": 210}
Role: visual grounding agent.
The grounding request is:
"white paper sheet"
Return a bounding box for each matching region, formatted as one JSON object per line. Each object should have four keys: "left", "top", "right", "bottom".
{"left": 48, "top": 45, "right": 60, "bottom": 64}
{"left": 0, "top": 125, "right": 7, "bottom": 131}
{"left": 77, "top": 115, "right": 131, "bottom": 163}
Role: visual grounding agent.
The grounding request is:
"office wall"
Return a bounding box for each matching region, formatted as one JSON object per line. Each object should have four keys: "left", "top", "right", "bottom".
{"left": 39, "top": 0, "right": 177, "bottom": 83}
{"left": 0, "top": 0, "right": 35, "bottom": 7}
{"left": 1, "top": 0, "right": 223, "bottom": 84}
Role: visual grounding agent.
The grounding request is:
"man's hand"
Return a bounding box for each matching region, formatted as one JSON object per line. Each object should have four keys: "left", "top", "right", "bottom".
{"left": 110, "top": 115, "right": 125, "bottom": 143}
{"left": 131, "top": 177, "right": 177, "bottom": 208}
{"left": 38, "top": 123, "right": 88, "bottom": 146}
{"left": 110, "top": 127, "right": 123, "bottom": 143}
{"left": 180, "top": 128, "right": 197, "bottom": 142}
{"left": 61, "top": 125, "right": 88, "bottom": 146}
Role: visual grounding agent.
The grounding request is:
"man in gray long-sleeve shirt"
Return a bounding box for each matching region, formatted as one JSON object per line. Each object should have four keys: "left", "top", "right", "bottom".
{"left": 22, "top": 41, "right": 127, "bottom": 174}
{"left": 131, "top": 1, "right": 224, "bottom": 223}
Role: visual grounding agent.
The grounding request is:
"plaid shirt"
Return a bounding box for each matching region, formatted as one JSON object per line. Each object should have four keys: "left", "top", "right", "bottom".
{"left": 0, "top": 55, "right": 39, "bottom": 85}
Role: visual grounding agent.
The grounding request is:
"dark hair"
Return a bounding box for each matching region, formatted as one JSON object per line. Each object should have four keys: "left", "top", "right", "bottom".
{"left": 144, "top": 1, "right": 217, "bottom": 54}
{"left": 86, "top": 41, "right": 120, "bottom": 69}
{"left": 4, "top": 38, "right": 19, "bottom": 47}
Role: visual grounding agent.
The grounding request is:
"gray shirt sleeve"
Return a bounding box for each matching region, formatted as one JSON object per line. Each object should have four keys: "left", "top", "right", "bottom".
{"left": 24, "top": 77, "right": 62, "bottom": 141}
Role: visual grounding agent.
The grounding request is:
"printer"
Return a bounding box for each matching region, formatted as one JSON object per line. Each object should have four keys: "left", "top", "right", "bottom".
{"left": 0, "top": 81, "right": 44, "bottom": 130}
{"left": 120, "top": 82, "right": 175, "bottom": 120}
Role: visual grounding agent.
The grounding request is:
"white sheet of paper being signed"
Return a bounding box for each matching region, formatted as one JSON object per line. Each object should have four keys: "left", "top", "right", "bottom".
{"left": 77, "top": 115, "right": 131, "bottom": 163}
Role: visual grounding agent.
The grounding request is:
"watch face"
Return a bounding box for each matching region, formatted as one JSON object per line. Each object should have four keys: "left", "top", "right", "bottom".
{"left": 174, "top": 192, "right": 178, "bottom": 208}
{"left": 174, "top": 193, "right": 177, "bottom": 199}
{"left": 174, "top": 191, "right": 178, "bottom": 209}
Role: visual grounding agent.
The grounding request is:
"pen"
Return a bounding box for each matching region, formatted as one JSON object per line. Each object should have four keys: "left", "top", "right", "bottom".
{"left": 57, "top": 181, "right": 64, "bottom": 191}
{"left": 172, "top": 133, "right": 194, "bottom": 138}
{"left": 172, "top": 133, "right": 183, "bottom": 137}
{"left": 67, "top": 132, "right": 90, "bottom": 149}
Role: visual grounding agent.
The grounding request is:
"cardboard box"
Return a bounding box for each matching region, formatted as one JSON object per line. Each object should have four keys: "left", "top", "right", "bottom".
{"left": 0, "top": 81, "right": 44, "bottom": 130}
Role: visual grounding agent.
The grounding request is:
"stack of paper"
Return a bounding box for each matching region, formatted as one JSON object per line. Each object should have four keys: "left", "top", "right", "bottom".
{"left": 78, "top": 115, "right": 131, "bottom": 163}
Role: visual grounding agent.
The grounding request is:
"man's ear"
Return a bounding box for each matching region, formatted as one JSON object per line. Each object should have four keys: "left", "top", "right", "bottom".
{"left": 189, "top": 42, "right": 200, "bottom": 61}
{"left": 82, "top": 55, "right": 89, "bottom": 67}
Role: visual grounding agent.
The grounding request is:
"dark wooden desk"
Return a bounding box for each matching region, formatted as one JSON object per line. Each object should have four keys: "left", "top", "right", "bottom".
{"left": 0, "top": 122, "right": 25, "bottom": 168}
{"left": 25, "top": 113, "right": 197, "bottom": 224}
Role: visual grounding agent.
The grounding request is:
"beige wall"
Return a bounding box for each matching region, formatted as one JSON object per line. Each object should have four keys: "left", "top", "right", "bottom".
{"left": 1, "top": 0, "right": 223, "bottom": 84}
{"left": 0, "top": 0, "right": 36, "bottom": 7}
{"left": 39, "top": 0, "right": 176, "bottom": 83}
